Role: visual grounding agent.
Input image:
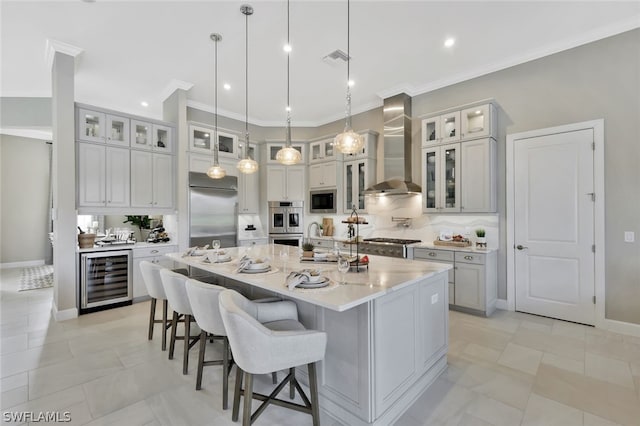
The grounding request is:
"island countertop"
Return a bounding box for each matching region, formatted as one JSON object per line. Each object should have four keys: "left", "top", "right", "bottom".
{"left": 167, "top": 244, "right": 451, "bottom": 312}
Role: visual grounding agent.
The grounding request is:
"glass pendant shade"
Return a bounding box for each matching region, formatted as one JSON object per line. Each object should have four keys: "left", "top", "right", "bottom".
{"left": 207, "top": 164, "right": 226, "bottom": 179}
{"left": 276, "top": 146, "right": 301, "bottom": 165}
{"left": 334, "top": 126, "right": 364, "bottom": 154}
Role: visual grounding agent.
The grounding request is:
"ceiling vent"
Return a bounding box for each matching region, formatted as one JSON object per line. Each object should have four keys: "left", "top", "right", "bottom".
{"left": 323, "top": 49, "right": 350, "bottom": 66}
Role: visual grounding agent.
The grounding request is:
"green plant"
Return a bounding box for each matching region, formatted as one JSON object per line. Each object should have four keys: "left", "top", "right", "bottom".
{"left": 302, "top": 242, "right": 315, "bottom": 252}
{"left": 475, "top": 228, "right": 486, "bottom": 238}
{"left": 123, "top": 215, "right": 151, "bottom": 230}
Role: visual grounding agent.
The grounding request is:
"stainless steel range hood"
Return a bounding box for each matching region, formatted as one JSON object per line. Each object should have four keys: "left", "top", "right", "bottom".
{"left": 365, "top": 93, "right": 421, "bottom": 195}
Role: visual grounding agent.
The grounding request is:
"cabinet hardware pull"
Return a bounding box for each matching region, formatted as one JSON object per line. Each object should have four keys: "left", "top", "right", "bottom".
{"left": 429, "top": 252, "right": 436, "bottom": 257}
{"left": 151, "top": 250, "right": 159, "bottom": 254}
{"left": 464, "top": 256, "right": 473, "bottom": 260}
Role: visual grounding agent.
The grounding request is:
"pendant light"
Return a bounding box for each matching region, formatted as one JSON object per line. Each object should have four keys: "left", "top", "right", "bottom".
{"left": 237, "top": 4, "right": 259, "bottom": 175}
{"left": 275, "top": 0, "right": 302, "bottom": 165}
{"left": 333, "top": 0, "right": 364, "bottom": 154}
{"left": 206, "top": 33, "right": 226, "bottom": 179}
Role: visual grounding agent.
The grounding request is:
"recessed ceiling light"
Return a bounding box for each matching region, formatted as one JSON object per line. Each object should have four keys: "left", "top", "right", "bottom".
{"left": 444, "top": 38, "right": 455, "bottom": 48}
{"left": 283, "top": 44, "right": 292, "bottom": 53}
{"left": 223, "top": 83, "right": 231, "bottom": 90}
{"left": 348, "top": 79, "right": 355, "bottom": 87}
{"left": 140, "top": 101, "right": 149, "bottom": 107}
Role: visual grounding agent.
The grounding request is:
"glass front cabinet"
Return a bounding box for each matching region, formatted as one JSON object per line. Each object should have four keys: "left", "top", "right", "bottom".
{"left": 266, "top": 142, "right": 306, "bottom": 164}
{"left": 78, "top": 108, "right": 130, "bottom": 146}
{"left": 342, "top": 158, "right": 376, "bottom": 213}
{"left": 309, "top": 138, "right": 336, "bottom": 163}
{"left": 189, "top": 124, "right": 236, "bottom": 157}
{"left": 421, "top": 144, "right": 460, "bottom": 212}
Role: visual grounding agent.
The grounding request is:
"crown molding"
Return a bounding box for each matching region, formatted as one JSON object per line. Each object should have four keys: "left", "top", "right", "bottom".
{"left": 0, "top": 128, "right": 53, "bottom": 140}
{"left": 159, "top": 79, "right": 195, "bottom": 102}
{"left": 45, "top": 39, "right": 83, "bottom": 70}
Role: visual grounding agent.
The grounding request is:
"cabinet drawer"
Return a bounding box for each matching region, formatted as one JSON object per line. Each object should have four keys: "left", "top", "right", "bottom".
{"left": 455, "top": 252, "right": 485, "bottom": 265}
{"left": 133, "top": 245, "right": 176, "bottom": 259}
{"left": 413, "top": 249, "right": 454, "bottom": 262}
{"left": 310, "top": 239, "right": 333, "bottom": 249}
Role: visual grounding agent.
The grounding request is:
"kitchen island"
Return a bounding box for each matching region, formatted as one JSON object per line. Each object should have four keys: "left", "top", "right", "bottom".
{"left": 168, "top": 245, "right": 451, "bottom": 426}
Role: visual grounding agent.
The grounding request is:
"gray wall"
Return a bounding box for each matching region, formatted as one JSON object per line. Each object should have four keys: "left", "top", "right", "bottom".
{"left": 0, "top": 97, "right": 52, "bottom": 129}
{"left": 0, "top": 134, "right": 51, "bottom": 264}
{"left": 410, "top": 29, "right": 640, "bottom": 325}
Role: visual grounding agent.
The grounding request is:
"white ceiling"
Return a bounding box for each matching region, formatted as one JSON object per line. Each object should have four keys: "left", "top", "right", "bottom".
{"left": 2, "top": 1, "right": 639, "bottom": 127}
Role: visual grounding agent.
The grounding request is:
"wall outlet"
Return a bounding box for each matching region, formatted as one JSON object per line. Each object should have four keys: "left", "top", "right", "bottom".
{"left": 624, "top": 231, "right": 635, "bottom": 243}
{"left": 431, "top": 293, "right": 438, "bottom": 304}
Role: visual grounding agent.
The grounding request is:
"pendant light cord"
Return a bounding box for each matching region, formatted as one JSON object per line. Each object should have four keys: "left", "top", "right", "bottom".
{"left": 345, "top": 0, "right": 352, "bottom": 129}
{"left": 285, "top": 0, "right": 292, "bottom": 147}
{"left": 213, "top": 37, "right": 219, "bottom": 166}
{"left": 244, "top": 9, "right": 250, "bottom": 159}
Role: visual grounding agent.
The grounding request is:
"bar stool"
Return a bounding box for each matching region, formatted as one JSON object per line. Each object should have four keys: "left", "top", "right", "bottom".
{"left": 139, "top": 260, "right": 171, "bottom": 351}
{"left": 219, "top": 289, "right": 327, "bottom": 426}
{"left": 160, "top": 269, "right": 201, "bottom": 374}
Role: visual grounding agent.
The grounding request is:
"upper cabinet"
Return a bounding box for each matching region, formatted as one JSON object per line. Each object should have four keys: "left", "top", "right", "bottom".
{"left": 189, "top": 123, "right": 238, "bottom": 158}
{"left": 309, "top": 138, "right": 336, "bottom": 163}
{"left": 131, "top": 120, "right": 173, "bottom": 153}
{"left": 422, "top": 102, "right": 496, "bottom": 147}
{"left": 267, "top": 166, "right": 305, "bottom": 201}
{"left": 339, "top": 131, "right": 378, "bottom": 160}
{"left": 266, "top": 142, "right": 306, "bottom": 164}
{"left": 78, "top": 108, "right": 130, "bottom": 146}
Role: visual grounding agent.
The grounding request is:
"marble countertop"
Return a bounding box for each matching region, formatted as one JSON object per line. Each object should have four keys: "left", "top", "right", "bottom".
{"left": 77, "top": 241, "right": 176, "bottom": 253}
{"left": 168, "top": 244, "right": 451, "bottom": 312}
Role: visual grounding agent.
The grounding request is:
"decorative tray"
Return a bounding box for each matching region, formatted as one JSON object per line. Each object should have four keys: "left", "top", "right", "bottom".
{"left": 433, "top": 239, "right": 471, "bottom": 247}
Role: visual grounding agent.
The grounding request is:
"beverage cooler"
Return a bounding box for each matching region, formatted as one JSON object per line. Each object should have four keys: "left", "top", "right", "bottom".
{"left": 80, "top": 250, "right": 132, "bottom": 311}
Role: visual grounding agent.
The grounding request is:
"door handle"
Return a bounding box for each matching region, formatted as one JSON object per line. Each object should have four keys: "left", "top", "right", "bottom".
{"left": 516, "top": 245, "right": 528, "bottom": 250}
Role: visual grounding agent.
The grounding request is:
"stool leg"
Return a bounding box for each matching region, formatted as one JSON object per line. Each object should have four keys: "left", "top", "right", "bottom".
{"left": 232, "top": 367, "right": 243, "bottom": 422}
{"left": 308, "top": 363, "right": 320, "bottom": 426}
{"left": 161, "top": 299, "right": 168, "bottom": 351}
{"left": 222, "top": 336, "right": 230, "bottom": 410}
{"left": 169, "top": 311, "right": 178, "bottom": 360}
{"left": 183, "top": 314, "right": 191, "bottom": 374}
{"left": 196, "top": 330, "right": 207, "bottom": 390}
{"left": 289, "top": 367, "right": 295, "bottom": 399}
{"left": 148, "top": 298, "right": 156, "bottom": 340}
{"left": 242, "top": 372, "right": 253, "bottom": 426}
{"left": 271, "top": 372, "right": 277, "bottom": 384}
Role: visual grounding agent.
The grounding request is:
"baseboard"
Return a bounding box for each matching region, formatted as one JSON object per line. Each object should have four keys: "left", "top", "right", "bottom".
{"left": 0, "top": 259, "right": 45, "bottom": 269}
{"left": 495, "top": 299, "right": 508, "bottom": 310}
{"left": 52, "top": 303, "right": 78, "bottom": 321}
{"left": 602, "top": 318, "right": 640, "bottom": 338}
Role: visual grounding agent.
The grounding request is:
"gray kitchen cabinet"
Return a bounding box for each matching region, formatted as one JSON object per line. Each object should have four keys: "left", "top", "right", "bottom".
{"left": 130, "top": 151, "right": 174, "bottom": 209}
{"left": 239, "top": 169, "right": 259, "bottom": 214}
{"left": 77, "top": 108, "right": 130, "bottom": 147}
{"left": 77, "top": 143, "right": 130, "bottom": 208}
{"left": 412, "top": 247, "right": 497, "bottom": 316}
{"left": 309, "top": 162, "right": 338, "bottom": 189}
{"left": 132, "top": 245, "right": 177, "bottom": 300}
{"left": 131, "top": 120, "right": 173, "bottom": 153}
{"left": 343, "top": 158, "right": 376, "bottom": 213}
{"left": 266, "top": 165, "right": 305, "bottom": 201}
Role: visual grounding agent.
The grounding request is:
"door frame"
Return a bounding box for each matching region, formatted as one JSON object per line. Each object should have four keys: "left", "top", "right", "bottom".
{"left": 506, "top": 119, "right": 605, "bottom": 328}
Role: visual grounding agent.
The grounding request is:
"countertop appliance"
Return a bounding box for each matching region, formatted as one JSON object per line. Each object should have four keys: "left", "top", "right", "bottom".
{"left": 358, "top": 237, "right": 422, "bottom": 258}
{"left": 268, "top": 201, "right": 303, "bottom": 247}
{"left": 189, "top": 172, "right": 237, "bottom": 248}
{"left": 80, "top": 249, "right": 132, "bottom": 312}
{"left": 310, "top": 189, "right": 337, "bottom": 214}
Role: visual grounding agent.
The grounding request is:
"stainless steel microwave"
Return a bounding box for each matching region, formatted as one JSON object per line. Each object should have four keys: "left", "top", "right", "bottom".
{"left": 310, "top": 189, "right": 337, "bottom": 214}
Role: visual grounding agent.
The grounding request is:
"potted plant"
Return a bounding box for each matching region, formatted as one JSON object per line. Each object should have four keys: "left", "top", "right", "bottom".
{"left": 475, "top": 228, "right": 487, "bottom": 247}
{"left": 123, "top": 215, "right": 152, "bottom": 241}
{"left": 302, "top": 242, "right": 315, "bottom": 258}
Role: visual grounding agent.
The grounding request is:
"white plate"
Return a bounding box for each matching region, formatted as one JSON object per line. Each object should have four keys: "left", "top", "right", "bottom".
{"left": 241, "top": 266, "right": 271, "bottom": 274}
{"left": 203, "top": 255, "right": 231, "bottom": 264}
{"left": 246, "top": 262, "right": 269, "bottom": 270}
{"left": 296, "top": 277, "right": 330, "bottom": 289}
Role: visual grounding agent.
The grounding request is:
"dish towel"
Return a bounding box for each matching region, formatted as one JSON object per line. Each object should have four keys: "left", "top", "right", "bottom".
{"left": 286, "top": 271, "right": 313, "bottom": 290}
{"left": 235, "top": 256, "right": 252, "bottom": 273}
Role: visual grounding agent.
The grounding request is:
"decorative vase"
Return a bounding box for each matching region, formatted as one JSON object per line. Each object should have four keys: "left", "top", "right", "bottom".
{"left": 476, "top": 237, "right": 487, "bottom": 247}
{"left": 303, "top": 251, "right": 314, "bottom": 258}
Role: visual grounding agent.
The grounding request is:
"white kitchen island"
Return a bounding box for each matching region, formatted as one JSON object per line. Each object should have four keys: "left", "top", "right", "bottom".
{"left": 168, "top": 245, "right": 451, "bottom": 426}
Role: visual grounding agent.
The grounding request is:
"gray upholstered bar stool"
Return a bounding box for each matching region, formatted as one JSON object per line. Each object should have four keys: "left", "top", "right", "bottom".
{"left": 139, "top": 260, "right": 171, "bottom": 351}
{"left": 219, "top": 289, "right": 327, "bottom": 426}
{"left": 160, "top": 269, "right": 201, "bottom": 375}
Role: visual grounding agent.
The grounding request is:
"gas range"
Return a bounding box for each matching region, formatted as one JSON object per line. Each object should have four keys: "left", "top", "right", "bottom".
{"left": 358, "top": 238, "right": 422, "bottom": 258}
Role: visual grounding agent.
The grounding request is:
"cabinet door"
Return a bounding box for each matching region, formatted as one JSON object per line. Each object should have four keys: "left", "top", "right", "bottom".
{"left": 131, "top": 120, "right": 153, "bottom": 151}
{"left": 267, "top": 143, "right": 305, "bottom": 163}
{"left": 309, "top": 141, "right": 323, "bottom": 162}
{"left": 454, "top": 262, "right": 485, "bottom": 311}
{"left": 343, "top": 159, "right": 370, "bottom": 212}
{"left": 153, "top": 124, "right": 172, "bottom": 153}
{"left": 322, "top": 162, "right": 337, "bottom": 187}
{"left": 440, "top": 111, "right": 460, "bottom": 143}
{"left": 239, "top": 171, "right": 259, "bottom": 214}
{"left": 267, "top": 166, "right": 286, "bottom": 201}
{"left": 189, "top": 124, "right": 213, "bottom": 153}
{"left": 153, "top": 153, "right": 173, "bottom": 208}
{"left": 78, "top": 143, "right": 106, "bottom": 206}
{"left": 461, "top": 104, "right": 494, "bottom": 140}
{"left": 439, "top": 143, "right": 460, "bottom": 212}
{"left": 286, "top": 167, "right": 306, "bottom": 201}
{"left": 216, "top": 131, "right": 237, "bottom": 159}
{"left": 106, "top": 115, "right": 130, "bottom": 146}
{"left": 130, "top": 150, "right": 154, "bottom": 207}
{"left": 78, "top": 109, "right": 106, "bottom": 143}
{"left": 421, "top": 147, "right": 440, "bottom": 212}
{"left": 422, "top": 116, "right": 441, "bottom": 146}
{"left": 105, "top": 147, "right": 130, "bottom": 207}
{"left": 460, "top": 138, "right": 496, "bottom": 213}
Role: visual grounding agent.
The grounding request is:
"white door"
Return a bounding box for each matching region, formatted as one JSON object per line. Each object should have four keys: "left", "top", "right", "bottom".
{"left": 514, "top": 128, "right": 595, "bottom": 325}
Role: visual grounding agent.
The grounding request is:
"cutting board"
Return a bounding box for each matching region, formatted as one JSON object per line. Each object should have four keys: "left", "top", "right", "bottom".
{"left": 322, "top": 218, "right": 334, "bottom": 236}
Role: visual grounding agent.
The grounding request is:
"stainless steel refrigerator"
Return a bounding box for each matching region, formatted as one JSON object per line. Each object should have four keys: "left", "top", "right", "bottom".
{"left": 189, "top": 172, "right": 237, "bottom": 248}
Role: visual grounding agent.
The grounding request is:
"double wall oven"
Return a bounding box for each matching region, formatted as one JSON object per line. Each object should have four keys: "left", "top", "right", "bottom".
{"left": 268, "top": 201, "right": 304, "bottom": 247}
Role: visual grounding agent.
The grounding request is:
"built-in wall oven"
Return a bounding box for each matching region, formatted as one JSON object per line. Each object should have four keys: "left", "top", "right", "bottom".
{"left": 80, "top": 250, "right": 132, "bottom": 312}
{"left": 268, "top": 201, "right": 303, "bottom": 247}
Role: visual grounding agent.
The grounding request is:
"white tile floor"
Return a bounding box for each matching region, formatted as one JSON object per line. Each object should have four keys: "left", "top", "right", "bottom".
{"left": 1, "top": 267, "right": 639, "bottom": 425}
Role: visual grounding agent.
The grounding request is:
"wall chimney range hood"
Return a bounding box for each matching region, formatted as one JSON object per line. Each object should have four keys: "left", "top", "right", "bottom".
{"left": 365, "top": 93, "right": 421, "bottom": 196}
